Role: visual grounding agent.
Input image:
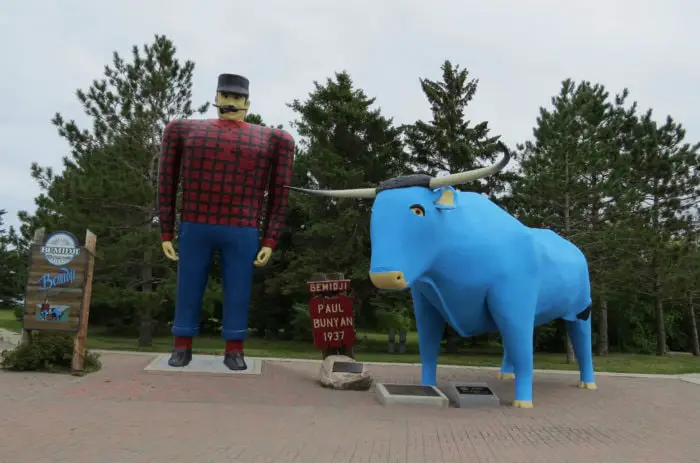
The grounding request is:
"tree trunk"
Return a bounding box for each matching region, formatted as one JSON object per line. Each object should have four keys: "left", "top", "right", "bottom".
{"left": 649, "top": 187, "right": 666, "bottom": 357}
{"left": 446, "top": 327, "right": 459, "bottom": 354}
{"left": 597, "top": 299, "right": 609, "bottom": 356}
{"left": 139, "top": 246, "right": 154, "bottom": 347}
{"left": 588, "top": 172, "right": 607, "bottom": 357}
{"left": 562, "top": 155, "right": 575, "bottom": 364}
{"left": 565, "top": 333, "right": 575, "bottom": 363}
{"left": 688, "top": 293, "right": 700, "bottom": 357}
{"left": 139, "top": 157, "right": 160, "bottom": 348}
{"left": 653, "top": 269, "right": 666, "bottom": 356}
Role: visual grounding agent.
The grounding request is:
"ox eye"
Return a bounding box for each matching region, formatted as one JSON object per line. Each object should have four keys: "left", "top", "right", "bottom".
{"left": 410, "top": 204, "right": 425, "bottom": 216}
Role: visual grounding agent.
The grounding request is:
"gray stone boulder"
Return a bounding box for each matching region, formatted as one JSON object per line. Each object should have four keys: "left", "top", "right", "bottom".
{"left": 319, "top": 355, "right": 372, "bottom": 391}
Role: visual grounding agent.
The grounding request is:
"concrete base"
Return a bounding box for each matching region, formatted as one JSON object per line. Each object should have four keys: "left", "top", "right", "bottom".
{"left": 375, "top": 383, "right": 449, "bottom": 408}
{"left": 144, "top": 354, "right": 263, "bottom": 376}
{"left": 0, "top": 328, "right": 21, "bottom": 347}
{"left": 441, "top": 381, "right": 500, "bottom": 408}
{"left": 0, "top": 340, "right": 15, "bottom": 352}
{"left": 680, "top": 374, "right": 700, "bottom": 386}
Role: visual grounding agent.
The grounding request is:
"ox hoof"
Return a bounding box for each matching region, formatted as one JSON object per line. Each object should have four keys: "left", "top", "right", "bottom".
{"left": 497, "top": 372, "right": 515, "bottom": 380}
{"left": 578, "top": 382, "right": 597, "bottom": 390}
{"left": 512, "top": 400, "right": 534, "bottom": 409}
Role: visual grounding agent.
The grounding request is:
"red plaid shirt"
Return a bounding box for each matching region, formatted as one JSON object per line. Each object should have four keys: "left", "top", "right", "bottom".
{"left": 158, "top": 119, "right": 295, "bottom": 249}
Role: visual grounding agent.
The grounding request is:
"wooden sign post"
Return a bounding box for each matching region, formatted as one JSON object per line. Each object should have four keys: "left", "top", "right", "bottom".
{"left": 21, "top": 228, "right": 97, "bottom": 373}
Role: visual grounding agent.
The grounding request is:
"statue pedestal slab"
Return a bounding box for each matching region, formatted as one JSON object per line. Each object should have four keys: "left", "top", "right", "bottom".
{"left": 441, "top": 381, "right": 500, "bottom": 408}
{"left": 375, "top": 383, "right": 449, "bottom": 408}
{"left": 144, "top": 354, "right": 263, "bottom": 376}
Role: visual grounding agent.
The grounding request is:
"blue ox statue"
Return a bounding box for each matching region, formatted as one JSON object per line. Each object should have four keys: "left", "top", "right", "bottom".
{"left": 288, "top": 147, "right": 596, "bottom": 408}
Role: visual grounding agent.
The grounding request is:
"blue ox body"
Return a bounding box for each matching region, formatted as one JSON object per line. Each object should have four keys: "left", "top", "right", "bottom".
{"left": 289, "top": 151, "right": 596, "bottom": 408}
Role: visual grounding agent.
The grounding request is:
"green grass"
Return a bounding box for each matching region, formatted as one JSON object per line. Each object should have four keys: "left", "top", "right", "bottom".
{"left": 2, "top": 310, "right": 699, "bottom": 374}
{"left": 0, "top": 310, "right": 20, "bottom": 332}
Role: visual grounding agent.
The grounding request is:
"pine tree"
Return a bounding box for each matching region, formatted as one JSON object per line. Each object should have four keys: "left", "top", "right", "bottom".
{"left": 18, "top": 35, "right": 208, "bottom": 342}
{"left": 626, "top": 111, "right": 700, "bottom": 355}
{"left": 0, "top": 210, "right": 25, "bottom": 310}
{"left": 403, "top": 60, "right": 513, "bottom": 199}
{"left": 667, "top": 224, "right": 700, "bottom": 355}
{"left": 269, "top": 71, "right": 410, "bottom": 327}
{"left": 513, "top": 79, "right": 640, "bottom": 359}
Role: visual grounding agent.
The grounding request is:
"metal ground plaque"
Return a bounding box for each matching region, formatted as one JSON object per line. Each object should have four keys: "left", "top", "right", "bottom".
{"left": 441, "top": 381, "right": 500, "bottom": 408}
{"left": 384, "top": 384, "right": 440, "bottom": 396}
{"left": 375, "top": 383, "right": 449, "bottom": 408}
{"left": 456, "top": 384, "right": 493, "bottom": 395}
{"left": 332, "top": 361, "right": 364, "bottom": 374}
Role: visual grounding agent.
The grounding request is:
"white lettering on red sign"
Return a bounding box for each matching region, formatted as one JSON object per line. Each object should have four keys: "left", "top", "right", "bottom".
{"left": 307, "top": 280, "right": 350, "bottom": 293}
{"left": 312, "top": 316, "right": 354, "bottom": 329}
{"left": 317, "top": 302, "right": 344, "bottom": 314}
{"left": 308, "top": 294, "right": 356, "bottom": 350}
{"left": 322, "top": 331, "right": 345, "bottom": 342}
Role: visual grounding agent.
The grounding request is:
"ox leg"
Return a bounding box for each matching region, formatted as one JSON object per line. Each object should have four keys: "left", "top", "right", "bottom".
{"left": 498, "top": 347, "right": 515, "bottom": 380}
{"left": 413, "top": 293, "right": 445, "bottom": 387}
{"left": 498, "top": 322, "right": 535, "bottom": 407}
{"left": 489, "top": 284, "right": 537, "bottom": 408}
{"left": 565, "top": 317, "right": 596, "bottom": 389}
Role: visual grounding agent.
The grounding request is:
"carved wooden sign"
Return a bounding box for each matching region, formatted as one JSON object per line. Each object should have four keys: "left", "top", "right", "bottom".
{"left": 21, "top": 229, "right": 97, "bottom": 372}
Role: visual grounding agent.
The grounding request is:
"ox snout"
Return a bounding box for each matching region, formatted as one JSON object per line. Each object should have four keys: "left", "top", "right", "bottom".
{"left": 369, "top": 271, "right": 408, "bottom": 290}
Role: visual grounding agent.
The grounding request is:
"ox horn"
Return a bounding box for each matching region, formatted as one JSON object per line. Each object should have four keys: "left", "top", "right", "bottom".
{"left": 428, "top": 144, "right": 511, "bottom": 189}
{"left": 286, "top": 186, "right": 377, "bottom": 199}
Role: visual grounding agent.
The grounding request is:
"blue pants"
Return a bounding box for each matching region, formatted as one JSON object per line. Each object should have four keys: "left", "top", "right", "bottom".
{"left": 172, "top": 222, "right": 259, "bottom": 341}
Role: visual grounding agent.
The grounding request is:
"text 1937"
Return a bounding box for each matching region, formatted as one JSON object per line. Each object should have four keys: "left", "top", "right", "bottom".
{"left": 323, "top": 331, "right": 345, "bottom": 342}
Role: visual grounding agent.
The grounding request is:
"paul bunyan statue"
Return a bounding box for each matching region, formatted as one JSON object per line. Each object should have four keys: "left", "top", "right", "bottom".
{"left": 158, "top": 73, "right": 294, "bottom": 370}
{"left": 289, "top": 145, "right": 596, "bottom": 408}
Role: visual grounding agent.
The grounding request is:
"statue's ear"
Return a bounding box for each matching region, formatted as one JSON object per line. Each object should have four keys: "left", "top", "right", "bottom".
{"left": 433, "top": 187, "right": 457, "bottom": 210}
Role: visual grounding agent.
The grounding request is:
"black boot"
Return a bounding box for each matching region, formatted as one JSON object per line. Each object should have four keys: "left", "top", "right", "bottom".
{"left": 223, "top": 351, "right": 247, "bottom": 371}
{"left": 168, "top": 348, "right": 192, "bottom": 367}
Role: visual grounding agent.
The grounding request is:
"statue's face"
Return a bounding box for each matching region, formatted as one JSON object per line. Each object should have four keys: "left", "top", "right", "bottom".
{"left": 216, "top": 91, "right": 250, "bottom": 121}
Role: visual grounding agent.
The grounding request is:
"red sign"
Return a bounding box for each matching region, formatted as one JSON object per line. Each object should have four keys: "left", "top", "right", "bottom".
{"left": 308, "top": 294, "right": 356, "bottom": 350}
{"left": 306, "top": 279, "right": 351, "bottom": 294}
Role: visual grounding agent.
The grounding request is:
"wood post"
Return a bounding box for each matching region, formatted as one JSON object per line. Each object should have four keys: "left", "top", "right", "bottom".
{"left": 71, "top": 230, "right": 97, "bottom": 373}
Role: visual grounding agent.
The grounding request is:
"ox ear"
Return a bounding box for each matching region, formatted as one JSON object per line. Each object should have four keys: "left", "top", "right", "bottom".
{"left": 433, "top": 187, "right": 457, "bottom": 210}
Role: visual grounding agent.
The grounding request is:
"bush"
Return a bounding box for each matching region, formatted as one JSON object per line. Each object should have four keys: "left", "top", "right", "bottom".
{"left": 534, "top": 320, "right": 564, "bottom": 352}
{"left": 289, "top": 303, "right": 313, "bottom": 342}
{"left": 13, "top": 303, "right": 23, "bottom": 322}
{"left": 200, "top": 317, "right": 222, "bottom": 335}
{"left": 370, "top": 292, "right": 414, "bottom": 332}
{"left": 0, "top": 332, "right": 101, "bottom": 373}
{"left": 374, "top": 308, "right": 413, "bottom": 332}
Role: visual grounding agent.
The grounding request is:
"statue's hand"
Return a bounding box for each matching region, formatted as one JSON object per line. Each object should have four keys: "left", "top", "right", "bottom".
{"left": 162, "top": 241, "right": 178, "bottom": 261}
{"left": 254, "top": 246, "right": 272, "bottom": 268}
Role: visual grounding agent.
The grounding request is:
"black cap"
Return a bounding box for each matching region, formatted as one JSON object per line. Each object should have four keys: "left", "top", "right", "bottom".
{"left": 217, "top": 74, "right": 249, "bottom": 96}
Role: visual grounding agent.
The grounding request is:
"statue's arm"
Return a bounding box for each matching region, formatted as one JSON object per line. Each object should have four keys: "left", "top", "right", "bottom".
{"left": 261, "top": 130, "right": 295, "bottom": 249}
{"left": 157, "top": 120, "right": 185, "bottom": 242}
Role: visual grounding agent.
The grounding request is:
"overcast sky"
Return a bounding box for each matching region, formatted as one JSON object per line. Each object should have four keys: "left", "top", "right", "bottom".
{"left": 1, "top": 0, "right": 698, "bottom": 232}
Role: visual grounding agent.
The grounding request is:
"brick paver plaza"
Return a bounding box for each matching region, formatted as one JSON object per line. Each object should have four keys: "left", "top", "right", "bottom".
{"left": 1, "top": 352, "right": 698, "bottom": 463}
